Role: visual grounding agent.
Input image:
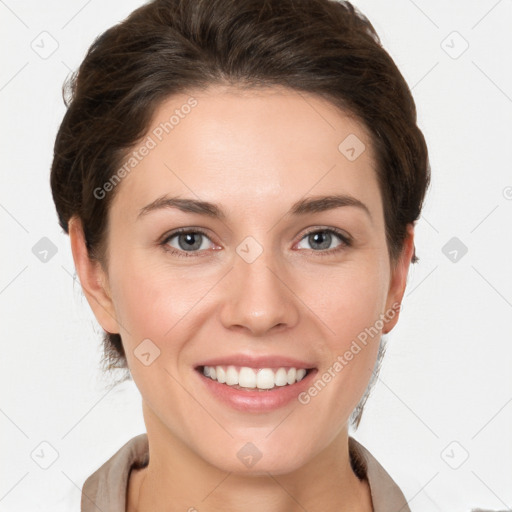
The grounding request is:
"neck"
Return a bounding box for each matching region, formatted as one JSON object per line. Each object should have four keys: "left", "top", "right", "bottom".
{"left": 127, "top": 406, "right": 373, "bottom": 512}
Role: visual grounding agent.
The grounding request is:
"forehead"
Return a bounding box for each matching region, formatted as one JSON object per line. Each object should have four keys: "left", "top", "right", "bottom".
{"left": 109, "top": 85, "right": 382, "bottom": 223}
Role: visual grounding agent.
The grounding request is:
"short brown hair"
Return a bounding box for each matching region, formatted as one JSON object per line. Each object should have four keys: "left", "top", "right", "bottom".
{"left": 50, "top": 0, "right": 430, "bottom": 415}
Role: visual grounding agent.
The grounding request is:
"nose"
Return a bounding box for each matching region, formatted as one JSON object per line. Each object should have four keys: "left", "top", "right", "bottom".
{"left": 219, "top": 248, "right": 300, "bottom": 337}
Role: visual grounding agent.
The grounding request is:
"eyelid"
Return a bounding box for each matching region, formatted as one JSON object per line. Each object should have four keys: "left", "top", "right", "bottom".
{"left": 160, "top": 226, "right": 213, "bottom": 244}
{"left": 299, "top": 226, "right": 352, "bottom": 244}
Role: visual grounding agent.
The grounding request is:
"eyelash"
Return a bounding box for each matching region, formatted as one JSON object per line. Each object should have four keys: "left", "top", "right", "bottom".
{"left": 160, "top": 227, "right": 352, "bottom": 258}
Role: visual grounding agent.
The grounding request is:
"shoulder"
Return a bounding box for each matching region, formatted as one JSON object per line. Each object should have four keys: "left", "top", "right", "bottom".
{"left": 81, "top": 434, "right": 149, "bottom": 512}
{"left": 349, "top": 436, "right": 411, "bottom": 512}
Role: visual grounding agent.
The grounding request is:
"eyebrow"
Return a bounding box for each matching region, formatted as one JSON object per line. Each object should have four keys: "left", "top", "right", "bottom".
{"left": 137, "top": 193, "right": 372, "bottom": 221}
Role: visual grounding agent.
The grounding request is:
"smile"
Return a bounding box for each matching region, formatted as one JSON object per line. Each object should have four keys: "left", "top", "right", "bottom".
{"left": 201, "top": 365, "right": 311, "bottom": 391}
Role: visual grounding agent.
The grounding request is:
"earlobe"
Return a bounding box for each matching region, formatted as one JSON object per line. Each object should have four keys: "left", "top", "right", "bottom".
{"left": 68, "top": 216, "right": 119, "bottom": 334}
{"left": 383, "top": 223, "right": 415, "bottom": 334}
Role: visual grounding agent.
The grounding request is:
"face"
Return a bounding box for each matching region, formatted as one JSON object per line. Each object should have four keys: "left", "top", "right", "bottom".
{"left": 72, "top": 85, "right": 413, "bottom": 475}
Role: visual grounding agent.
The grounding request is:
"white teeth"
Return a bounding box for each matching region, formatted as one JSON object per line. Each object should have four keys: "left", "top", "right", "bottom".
{"left": 256, "top": 368, "right": 275, "bottom": 389}
{"left": 275, "top": 368, "right": 288, "bottom": 386}
{"left": 238, "top": 367, "right": 256, "bottom": 388}
{"left": 287, "top": 367, "right": 296, "bottom": 385}
{"left": 216, "top": 366, "right": 226, "bottom": 384}
{"left": 225, "top": 365, "right": 239, "bottom": 386}
{"left": 202, "top": 365, "right": 309, "bottom": 390}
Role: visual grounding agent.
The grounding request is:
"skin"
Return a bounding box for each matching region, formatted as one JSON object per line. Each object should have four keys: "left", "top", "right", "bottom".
{"left": 69, "top": 85, "right": 414, "bottom": 512}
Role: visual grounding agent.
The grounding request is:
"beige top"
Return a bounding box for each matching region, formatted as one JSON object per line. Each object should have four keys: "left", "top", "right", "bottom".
{"left": 81, "top": 434, "right": 411, "bottom": 512}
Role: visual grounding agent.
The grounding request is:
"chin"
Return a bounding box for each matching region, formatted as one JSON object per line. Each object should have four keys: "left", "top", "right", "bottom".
{"left": 199, "top": 439, "right": 314, "bottom": 476}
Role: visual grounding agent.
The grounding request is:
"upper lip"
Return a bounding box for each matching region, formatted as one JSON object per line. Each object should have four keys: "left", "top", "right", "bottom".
{"left": 196, "top": 354, "right": 316, "bottom": 370}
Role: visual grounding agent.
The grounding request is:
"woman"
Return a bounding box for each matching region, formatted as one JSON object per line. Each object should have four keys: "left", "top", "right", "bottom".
{"left": 50, "top": 0, "right": 430, "bottom": 510}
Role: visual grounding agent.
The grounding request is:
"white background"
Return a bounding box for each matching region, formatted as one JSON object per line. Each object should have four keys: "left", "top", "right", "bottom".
{"left": 1, "top": 1, "right": 511, "bottom": 511}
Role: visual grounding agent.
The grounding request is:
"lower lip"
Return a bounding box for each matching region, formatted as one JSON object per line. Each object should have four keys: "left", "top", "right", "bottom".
{"left": 195, "top": 368, "right": 318, "bottom": 413}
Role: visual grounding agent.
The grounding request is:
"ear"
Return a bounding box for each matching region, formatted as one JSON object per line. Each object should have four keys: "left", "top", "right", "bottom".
{"left": 68, "top": 216, "right": 119, "bottom": 334}
{"left": 382, "top": 222, "right": 415, "bottom": 334}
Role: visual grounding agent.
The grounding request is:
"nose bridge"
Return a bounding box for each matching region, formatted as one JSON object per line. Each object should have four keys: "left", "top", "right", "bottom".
{"left": 219, "top": 239, "right": 300, "bottom": 335}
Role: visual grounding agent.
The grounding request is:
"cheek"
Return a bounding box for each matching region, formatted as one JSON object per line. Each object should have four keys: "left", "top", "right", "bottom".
{"left": 306, "top": 259, "right": 388, "bottom": 341}
{"left": 110, "top": 259, "right": 207, "bottom": 433}
{"left": 302, "top": 263, "right": 387, "bottom": 407}
{"left": 108, "top": 252, "right": 204, "bottom": 343}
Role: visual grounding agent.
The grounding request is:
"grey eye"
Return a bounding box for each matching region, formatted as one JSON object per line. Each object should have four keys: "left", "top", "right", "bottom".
{"left": 297, "top": 230, "right": 345, "bottom": 251}
{"left": 166, "top": 232, "right": 213, "bottom": 252}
